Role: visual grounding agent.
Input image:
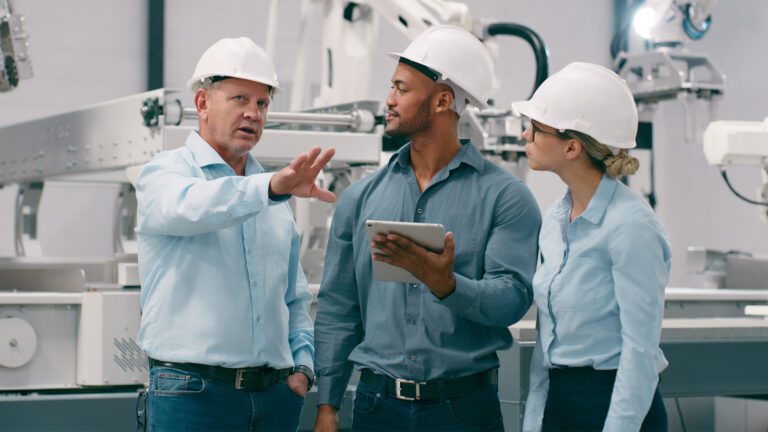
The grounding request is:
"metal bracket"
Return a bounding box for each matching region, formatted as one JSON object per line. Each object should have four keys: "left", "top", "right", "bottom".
{"left": 615, "top": 49, "right": 725, "bottom": 105}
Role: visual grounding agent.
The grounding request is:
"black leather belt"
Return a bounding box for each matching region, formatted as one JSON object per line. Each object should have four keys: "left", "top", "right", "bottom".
{"left": 360, "top": 368, "right": 497, "bottom": 401}
{"left": 149, "top": 358, "right": 291, "bottom": 391}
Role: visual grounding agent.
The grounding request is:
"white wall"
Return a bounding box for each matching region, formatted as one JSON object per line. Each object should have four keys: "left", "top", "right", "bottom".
{"left": 0, "top": 0, "right": 147, "bottom": 126}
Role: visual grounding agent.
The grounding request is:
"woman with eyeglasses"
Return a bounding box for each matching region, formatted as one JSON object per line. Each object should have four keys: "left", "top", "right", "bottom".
{"left": 514, "top": 62, "right": 670, "bottom": 432}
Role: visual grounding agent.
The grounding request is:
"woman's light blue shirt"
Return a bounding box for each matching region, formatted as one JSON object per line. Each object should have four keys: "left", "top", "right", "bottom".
{"left": 523, "top": 175, "right": 671, "bottom": 432}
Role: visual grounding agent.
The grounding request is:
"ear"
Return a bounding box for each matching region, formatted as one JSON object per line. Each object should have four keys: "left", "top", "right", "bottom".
{"left": 194, "top": 89, "right": 209, "bottom": 122}
{"left": 563, "top": 138, "right": 583, "bottom": 161}
{"left": 433, "top": 89, "right": 454, "bottom": 114}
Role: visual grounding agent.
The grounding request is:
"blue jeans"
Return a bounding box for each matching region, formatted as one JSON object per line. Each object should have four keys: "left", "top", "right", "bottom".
{"left": 144, "top": 364, "right": 304, "bottom": 432}
{"left": 352, "top": 380, "right": 504, "bottom": 432}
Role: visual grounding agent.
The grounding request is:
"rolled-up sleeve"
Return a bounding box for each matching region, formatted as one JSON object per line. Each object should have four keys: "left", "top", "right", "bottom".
{"left": 286, "top": 226, "right": 315, "bottom": 370}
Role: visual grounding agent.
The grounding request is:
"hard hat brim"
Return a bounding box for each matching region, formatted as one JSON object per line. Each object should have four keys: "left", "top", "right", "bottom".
{"left": 186, "top": 73, "right": 281, "bottom": 93}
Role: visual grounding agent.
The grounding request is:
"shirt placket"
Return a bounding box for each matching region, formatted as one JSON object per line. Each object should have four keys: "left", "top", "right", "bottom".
{"left": 403, "top": 189, "right": 429, "bottom": 378}
{"left": 242, "top": 214, "right": 261, "bottom": 357}
{"left": 543, "top": 214, "right": 571, "bottom": 364}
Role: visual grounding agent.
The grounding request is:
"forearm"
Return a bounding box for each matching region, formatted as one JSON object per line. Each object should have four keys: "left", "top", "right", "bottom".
{"left": 137, "top": 172, "right": 276, "bottom": 236}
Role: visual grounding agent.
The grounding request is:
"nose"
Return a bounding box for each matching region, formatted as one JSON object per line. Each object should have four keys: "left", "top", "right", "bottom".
{"left": 243, "top": 107, "right": 262, "bottom": 122}
{"left": 522, "top": 126, "right": 533, "bottom": 143}
{"left": 386, "top": 88, "right": 397, "bottom": 108}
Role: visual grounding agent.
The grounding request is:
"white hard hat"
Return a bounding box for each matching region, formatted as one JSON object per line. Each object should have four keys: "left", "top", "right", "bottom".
{"left": 186, "top": 37, "right": 280, "bottom": 92}
{"left": 512, "top": 62, "right": 638, "bottom": 149}
{"left": 388, "top": 25, "right": 494, "bottom": 110}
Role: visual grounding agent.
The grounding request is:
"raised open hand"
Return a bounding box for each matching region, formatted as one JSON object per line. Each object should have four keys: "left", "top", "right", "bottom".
{"left": 269, "top": 147, "right": 336, "bottom": 202}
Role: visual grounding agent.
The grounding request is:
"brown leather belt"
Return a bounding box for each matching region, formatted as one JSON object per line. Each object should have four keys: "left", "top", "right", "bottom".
{"left": 360, "top": 368, "right": 498, "bottom": 401}
{"left": 150, "top": 358, "right": 291, "bottom": 391}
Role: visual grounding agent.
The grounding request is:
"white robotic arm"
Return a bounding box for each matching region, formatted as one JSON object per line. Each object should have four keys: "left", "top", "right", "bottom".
{"left": 703, "top": 117, "right": 768, "bottom": 221}
{"left": 313, "top": 0, "right": 475, "bottom": 108}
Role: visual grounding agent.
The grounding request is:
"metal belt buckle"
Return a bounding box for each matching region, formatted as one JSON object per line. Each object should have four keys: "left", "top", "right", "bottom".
{"left": 395, "top": 378, "right": 424, "bottom": 401}
{"left": 235, "top": 369, "right": 246, "bottom": 389}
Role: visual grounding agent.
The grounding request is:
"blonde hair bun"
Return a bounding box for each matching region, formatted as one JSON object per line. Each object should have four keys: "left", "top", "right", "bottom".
{"left": 604, "top": 150, "right": 639, "bottom": 177}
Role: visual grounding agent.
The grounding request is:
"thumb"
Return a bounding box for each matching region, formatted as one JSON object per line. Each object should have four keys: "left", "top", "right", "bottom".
{"left": 444, "top": 232, "right": 455, "bottom": 256}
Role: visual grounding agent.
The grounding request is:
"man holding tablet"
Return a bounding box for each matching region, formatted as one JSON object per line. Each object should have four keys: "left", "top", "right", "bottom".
{"left": 314, "top": 25, "right": 541, "bottom": 432}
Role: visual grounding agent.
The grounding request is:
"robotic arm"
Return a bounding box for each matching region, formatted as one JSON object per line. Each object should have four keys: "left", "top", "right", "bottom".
{"left": 703, "top": 117, "right": 768, "bottom": 221}
{"left": 613, "top": 0, "right": 724, "bottom": 105}
{"left": 0, "top": 0, "right": 33, "bottom": 92}
{"left": 313, "top": 0, "right": 548, "bottom": 108}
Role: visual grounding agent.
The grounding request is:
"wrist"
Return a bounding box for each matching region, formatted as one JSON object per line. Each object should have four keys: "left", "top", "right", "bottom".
{"left": 317, "top": 404, "right": 338, "bottom": 415}
{"left": 291, "top": 364, "right": 315, "bottom": 388}
{"left": 430, "top": 274, "right": 456, "bottom": 299}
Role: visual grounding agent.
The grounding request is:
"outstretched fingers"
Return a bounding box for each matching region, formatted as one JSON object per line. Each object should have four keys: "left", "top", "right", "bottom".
{"left": 311, "top": 147, "right": 336, "bottom": 171}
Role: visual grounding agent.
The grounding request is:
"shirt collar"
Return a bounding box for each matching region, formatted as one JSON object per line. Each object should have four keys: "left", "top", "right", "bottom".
{"left": 390, "top": 139, "right": 485, "bottom": 174}
{"left": 186, "top": 131, "right": 263, "bottom": 174}
{"left": 555, "top": 174, "right": 618, "bottom": 225}
{"left": 578, "top": 174, "right": 618, "bottom": 224}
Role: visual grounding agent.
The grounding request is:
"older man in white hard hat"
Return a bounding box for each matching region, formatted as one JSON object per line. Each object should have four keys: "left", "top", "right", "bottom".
{"left": 314, "top": 25, "right": 541, "bottom": 432}
{"left": 134, "top": 37, "right": 334, "bottom": 432}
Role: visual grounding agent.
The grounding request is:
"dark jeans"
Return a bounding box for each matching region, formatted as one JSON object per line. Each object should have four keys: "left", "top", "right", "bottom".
{"left": 141, "top": 364, "right": 304, "bottom": 432}
{"left": 542, "top": 367, "right": 667, "bottom": 432}
{"left": 352, "top": 379, "right": 504, "bottom": 432}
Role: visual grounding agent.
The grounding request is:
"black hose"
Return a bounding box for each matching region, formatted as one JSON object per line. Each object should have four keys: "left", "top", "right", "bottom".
{"left": 486, "top": 22, "right": 550, "bottom": 99}
{"left": 720, "top": 169, "right": 768, "bottom": 206}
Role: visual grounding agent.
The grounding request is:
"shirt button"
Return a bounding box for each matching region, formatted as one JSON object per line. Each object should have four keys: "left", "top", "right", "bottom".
{"left": 416, "top": 208, "right": 423, "bottom": 214}
{"left": 409, "top": 355, "right": 416, "bottom": 361}
{"left": 409, "top": 319, "right": 417, "bottom": 325}
{"left": 410, "top": 283, "right": 418, "bottom": 289}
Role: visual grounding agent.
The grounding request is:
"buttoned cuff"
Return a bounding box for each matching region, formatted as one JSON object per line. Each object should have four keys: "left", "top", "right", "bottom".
{"left": 437, "top": 273, "right": 478, "bottom": 313}
{"left": 315, "top": 376, "right": 347, "bottom": 409}
{"left": 602, "top": 416, "right": 642, "bottom": 432}
{"left": 292, "top": 346, "right": 314, "bottom": 372}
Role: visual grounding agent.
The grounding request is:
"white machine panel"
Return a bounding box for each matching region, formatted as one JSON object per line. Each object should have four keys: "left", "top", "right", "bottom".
{"left": 76, "top": 291, "right": 146, "bottom": 386}
{"left": 0, "top": 293, "right": 80, "bottom": 390}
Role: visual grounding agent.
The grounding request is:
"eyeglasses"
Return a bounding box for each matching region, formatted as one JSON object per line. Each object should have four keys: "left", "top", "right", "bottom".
{"left": 530, "top": 120, "right": 564, "bottom": 142}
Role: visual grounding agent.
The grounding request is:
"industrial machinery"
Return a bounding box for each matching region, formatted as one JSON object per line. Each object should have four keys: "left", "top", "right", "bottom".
{"left": 684, "top": 117, "right": 768, "bottom": 290}
{"left": 0, "top": 0, "right": 32, "bottom": 92}
{"left": 2, "top": 1, "right": 767, "bottom": 431}
{"left": 613, "top": 0, "right": 724, "bottom": 106}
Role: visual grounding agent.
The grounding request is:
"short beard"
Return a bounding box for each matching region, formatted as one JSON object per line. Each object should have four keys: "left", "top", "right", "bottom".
{"left": 385, "top": 94, "right": 433, "bottom": 139}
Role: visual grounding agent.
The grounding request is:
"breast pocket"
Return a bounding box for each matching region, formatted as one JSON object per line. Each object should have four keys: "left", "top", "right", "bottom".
{"left": 553, "top": 255, "right": 613, "bottom": 311}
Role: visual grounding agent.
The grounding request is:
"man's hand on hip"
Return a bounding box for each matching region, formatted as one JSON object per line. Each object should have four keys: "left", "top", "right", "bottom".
{"left": 314, "top": 405, "right": 339, "bottom": 432}
{"left": 372, "top": 231, "right": 457, "bottom": 298}
{"left": 269, "top": 147, "right": 336, "bottom": 203}
{"left": 286, "top": 372, "right": 309, "bottom": 397}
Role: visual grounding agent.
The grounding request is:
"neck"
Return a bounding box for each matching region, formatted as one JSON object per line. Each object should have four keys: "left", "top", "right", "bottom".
{"left": 199, "top": 130, "right": 248, "bottom": 175}
{"left": 408, "top": 123, "right": 461, "bottom": 186}
{"left": 557, "top": 165, "right": 604, "bottom": 220}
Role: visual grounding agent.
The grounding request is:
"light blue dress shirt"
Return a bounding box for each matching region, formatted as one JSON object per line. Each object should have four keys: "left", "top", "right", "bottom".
{"left": 135, "top": 131, "right": 314, "bottom": 371}
{"left": 523, "top": 175, "right": 671, "bottom": 432}
{"left": 314, "top": 140, "right": 541, "bottom": 408}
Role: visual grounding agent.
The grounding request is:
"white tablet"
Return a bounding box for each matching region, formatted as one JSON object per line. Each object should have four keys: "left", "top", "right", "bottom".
{"left": 365, "top": 220, "right": 445, "bottom": 283}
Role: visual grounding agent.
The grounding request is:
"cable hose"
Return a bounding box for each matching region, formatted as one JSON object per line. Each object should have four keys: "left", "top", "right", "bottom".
{"left": 486, "top": 22, "right": 550, "bottom": 99}
{"left": 720, "top": 168, "right": 768, "bottom": 206}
